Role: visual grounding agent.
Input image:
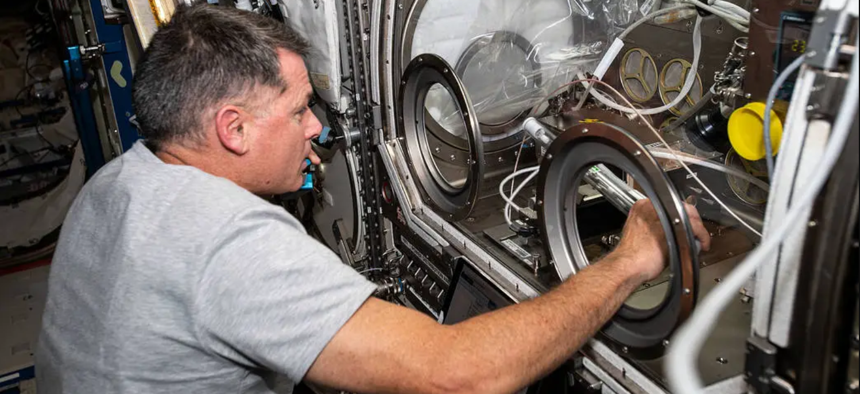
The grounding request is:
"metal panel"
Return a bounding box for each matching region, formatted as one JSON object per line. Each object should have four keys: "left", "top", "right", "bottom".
{"left": 745, "top": 0, "right": 821, "bottom": 100}
{"left": 86, "top": 0, "right": 139, "bottom": 153}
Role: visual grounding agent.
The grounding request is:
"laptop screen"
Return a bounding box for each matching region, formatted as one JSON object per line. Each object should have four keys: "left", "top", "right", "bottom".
{"left": 442, "top": 258, "right": 514, "bottom": 325}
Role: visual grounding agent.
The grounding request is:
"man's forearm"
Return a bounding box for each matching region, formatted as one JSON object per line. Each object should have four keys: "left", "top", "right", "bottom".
{"left": 445, "top": 250, "right": 646, "bottom": 393}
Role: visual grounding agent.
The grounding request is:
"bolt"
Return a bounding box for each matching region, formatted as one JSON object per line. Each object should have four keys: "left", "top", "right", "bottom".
{"left": 634, "top": 150, "right": 642, "bottom": 156}
{"left": 674, "top": 218, "right": 681, "bottom": 224}
{"left": 450, "top": 155, "right": 456, "bottom": 161}
{"left": 809, "top": 221, "right": 818, "bottom": 227}
{"left": 663, "top": 340, "right": 670, "bottom": 347}
{"left": 582, "top": 128, "right": 589, "bottom": 134}
{"left": 546, "top": 154, "right": 553, "bottom": 160}
{"left": 435, "top": 147, "right": 441, "bottom": 153}
{"left": 750, "top": 51, "right": 757, "bottom": 57}
{"left": 623, "top": 347, "right": 629, "bottom": 354}
{"left": 753, "top": 7, "right": 760, "bottom": 13}
{"left": 745, "top": 93, "right": 753, "bottom": 99}
{"left": 717, "top": 357, "right": 728, "bottom": 365}
{"left": 684, "top": 288, "right": 692, "bottom": 295}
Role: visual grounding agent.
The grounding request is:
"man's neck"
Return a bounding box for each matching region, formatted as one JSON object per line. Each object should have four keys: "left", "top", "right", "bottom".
{"left": 156, "top": 149, "right": 190, "bottom": 166}
{"left": 154, "top": 144, "right": 255, "bottom": 192}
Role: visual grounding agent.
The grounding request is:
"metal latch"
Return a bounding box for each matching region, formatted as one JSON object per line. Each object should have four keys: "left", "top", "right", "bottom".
{"left": 746, "top": 336, "right": 797, "bottom": 394}
{"left": 78, "top": 41, "right": 124, "bottom": 60}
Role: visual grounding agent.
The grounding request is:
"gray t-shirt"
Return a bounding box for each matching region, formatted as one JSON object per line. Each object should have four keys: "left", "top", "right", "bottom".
{"left": 36, "top": 141, "right": 376, "bottom": 393}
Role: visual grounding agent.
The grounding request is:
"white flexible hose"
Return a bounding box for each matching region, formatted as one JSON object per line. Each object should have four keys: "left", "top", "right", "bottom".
{"left": 666, "top": 36, "right": 859, "bottom": 394}
{"left": 686, "top": 0, "right": 749, "bottom": 25}
{"left": 590, "top": 16, "right": 703, "bottom": 115}
{"left": 649, "top": 149, "right": 770, "bottom": 192}
{"left": 712, "top": 0, "right": 751, "bottom": 20}
{"left": 500, "top": 166, "right": 540, "bottom": 225}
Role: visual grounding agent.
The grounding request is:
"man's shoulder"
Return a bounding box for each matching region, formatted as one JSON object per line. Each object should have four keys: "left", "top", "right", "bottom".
{"left": 76, "top": 142, "right": 289, "bottom": 232}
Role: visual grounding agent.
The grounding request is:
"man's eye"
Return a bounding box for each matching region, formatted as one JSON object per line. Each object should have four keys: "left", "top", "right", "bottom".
{"left": 308, "top": 98, "right": 317, "bottom": 108}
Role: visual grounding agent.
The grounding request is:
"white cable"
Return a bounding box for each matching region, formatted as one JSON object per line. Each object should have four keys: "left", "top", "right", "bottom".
{"left": 649, "top": 149, "right": 770, "bottom": 192}
{"left": 509, "top": 170, "right": 541, "bottom": 221}
{"left": 667, "top": 36, "right": 859, "bottom": 394}
{"left": 722, "top": 17, "right": 751, "bottom": 33}
{"left": 764, "top": 55, "right": 807, "bottom": 179}
{"left": 712, "top": 0, "right": 751, "bottom": 20}
{"left": 502, "top": 168, "right": 539, "bottom": 224}
{"left": 500, "top": 166, "right": 540, "bottom": 225}
{"left": 589, "top": 16, "right": 703, "bottom": 115}
{"left": 686, "top": 0, "right": 748, "bottom": 25}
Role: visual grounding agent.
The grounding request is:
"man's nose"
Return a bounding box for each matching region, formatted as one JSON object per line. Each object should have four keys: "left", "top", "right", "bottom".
{"left": 307, "top": 112, "right": 323, "bottom": 139}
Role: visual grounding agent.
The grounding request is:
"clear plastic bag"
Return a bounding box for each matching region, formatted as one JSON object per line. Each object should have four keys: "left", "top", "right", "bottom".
{"left": 406, "top": 0, "right": 624, "bottom": 140}
{"left": 604, "top": 0, "right": 646, "bottom": 27}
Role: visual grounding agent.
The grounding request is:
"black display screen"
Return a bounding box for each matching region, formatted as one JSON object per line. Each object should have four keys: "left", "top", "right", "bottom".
{"left": 442, "top": 259, "right": 513, "bottom": 325}
{"left": 775, "top": 13, "right": 813, "bottom": 99}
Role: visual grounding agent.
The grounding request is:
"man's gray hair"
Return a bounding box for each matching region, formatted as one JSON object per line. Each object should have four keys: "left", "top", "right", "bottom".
{"left": 131, "top": 4, "right": 310, "bottom": 150}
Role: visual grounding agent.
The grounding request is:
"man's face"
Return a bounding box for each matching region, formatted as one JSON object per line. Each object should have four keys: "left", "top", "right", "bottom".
{"left": 247, "top": 49, "right": 322, "bottom": 194}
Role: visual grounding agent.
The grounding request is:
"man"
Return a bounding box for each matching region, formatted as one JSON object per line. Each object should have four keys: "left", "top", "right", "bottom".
{"left": 36, "top": 4, "right": 710, "bottom": 394}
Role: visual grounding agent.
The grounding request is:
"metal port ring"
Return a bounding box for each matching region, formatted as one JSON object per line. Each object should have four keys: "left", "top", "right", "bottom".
{"left": 537, "top": 120, "right": 699, "bottom": 358}
{"left": 399, "top": 54, "right": 484, "bottom": 221}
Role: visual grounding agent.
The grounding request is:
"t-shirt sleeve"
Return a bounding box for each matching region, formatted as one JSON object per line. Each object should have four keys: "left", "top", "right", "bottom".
{"left": 193, "top": 205, "right": 377, "bottom": 382}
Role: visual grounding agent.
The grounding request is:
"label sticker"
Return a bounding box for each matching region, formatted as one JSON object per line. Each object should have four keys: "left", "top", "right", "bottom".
{"left": 110, "top": 60, "right": 127, "bottom": 88}
{"left": 501, "top": 239, "right": 532, "bottom": 260}
{"left": 310, "top": 73, "right": 332, "bottom": 90}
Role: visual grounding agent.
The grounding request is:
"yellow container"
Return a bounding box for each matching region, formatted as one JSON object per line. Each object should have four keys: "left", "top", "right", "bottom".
{"left": 728, "top": 102, "right": 784, "bottom": 161}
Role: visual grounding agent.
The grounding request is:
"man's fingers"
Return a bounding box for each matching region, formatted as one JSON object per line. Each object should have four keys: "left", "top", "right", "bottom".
{"left": 684, "top": 204, "right": 712, "bottom": 252}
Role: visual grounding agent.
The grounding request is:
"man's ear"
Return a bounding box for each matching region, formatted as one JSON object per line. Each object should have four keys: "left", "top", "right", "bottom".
{"left": 214, "top": 105, "right": 250, "bottom": 155}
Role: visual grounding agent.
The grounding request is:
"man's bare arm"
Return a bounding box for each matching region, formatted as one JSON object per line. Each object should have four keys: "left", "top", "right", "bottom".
{"left": 305, "top": 202, "right": 710, "bottom": 394}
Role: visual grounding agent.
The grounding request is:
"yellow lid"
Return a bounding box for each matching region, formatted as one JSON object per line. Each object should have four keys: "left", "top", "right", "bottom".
{"left": 728, "top": 102, "right": 783, "bottom": 161}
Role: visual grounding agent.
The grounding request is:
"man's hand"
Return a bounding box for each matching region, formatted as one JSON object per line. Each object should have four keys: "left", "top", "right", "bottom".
{"left": 612, "top": 200, "right": 711, "bottom": 284}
